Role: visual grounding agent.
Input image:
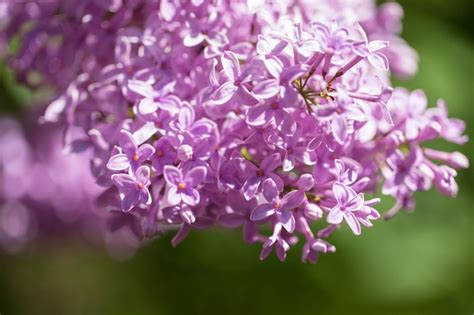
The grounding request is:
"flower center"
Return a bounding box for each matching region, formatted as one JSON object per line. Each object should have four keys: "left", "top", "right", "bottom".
{"left": 156, "top": 149, "right": 164, "bottom": 157}
{"left": 274, "top": 200, "right": 282, "bottom": 209}
{"left": 256, "top": 169, "right": 264, "bottom": 177}
{"left": 132, "top": 153, "right": 140, "bottom": 162}
{"left": 270, "top": 102, "right": 279, "bottom": 110}
{"left": 136, "top": 182, "right": 144, "bottom": 190}
{"left": 178, "top": 182, "right": 186, "bottom": 190}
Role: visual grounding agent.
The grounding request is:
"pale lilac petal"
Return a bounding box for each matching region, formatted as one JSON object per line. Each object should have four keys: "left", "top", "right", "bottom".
{"left": 368, "top": 53, "right": 389, "bottom": 71}
{"left": 274, "top": 240, "right": 288, "bottom": 261}
{"left": 280, "top": 65, "right": 307, "bottom": 83}
{"left": 137, "top": 144, "right": 155, "bottom": 162}
{"left": 135, "top": 165, "right": 151, "bottom": 185}
{"left": 121, "top": 190, "right": 140, "bottom": 212}
{"left": 185, "top": 166, "right": 207, "bottom": 187}
{"left": 262, "top": 178, "right": 279, "bottom": 202}
{"left": 252, "top": 79, "right": 280, "bottom": 99}
{"left": 221, "top": 51, "right": 240, "bottom": 81}
{"left": 178, "top": 104, "right": 195, "bottom": 129}
{"left": 268, "top": 173, "right": 284, "bottom": 191}
{"left": 128, "top": 79, "right": 154, "bottom": 98}
{"left": 111, "top": 173, "right": 136, "bottom": 190}
{"left": 163, "top": 165, "right": 183, "bottom": 186}
{"left": 139, "top": 188, "right": 152, "bottom": 206}
{"left": 278, "top": 210, "right": 295, "bottom": 233}
{"left": 264, "top": 57, "right": 284, "bottom": 79}
{"left": 107, "top": 153, "right": 131, "bottom": 171}
{"left": 118, "top": 130, "right": 137, "bottom": 158}
{"left": 138, "top": 98, "right": 160, "bottom": 115}
{"left": 332, "top": 182, "right": 351, "bottom": 205}
{"left": 281, "top": 190, "right": 305, "bottom": 210}
{"left": 183, "top": 32, "right": 206, "bottom": 47}
{"left": 368, "top": 40, "right": 389, "bottom": 52}
{"left": 327, "top": 207, "right": 344, "bottom": 224}
{"left": 167, "top": 186, "right": 182, "bottom": 205}
{"left": 250, "top": 204, "right": 275, "bottom": 221}
{"left": 182, "top": 188, "right": 200, "bottom": 206}
{"left": 282, "top": 154, "right": 295, "bottom": 172}
{"left": 344, "top": 212, "right": 362, "bottom": 235}
{"left": 242, "top": 176, "right": 261, "bottom": 200}
{"left": 246, "top": 104, "right": 271, "bottom": 126}
{"left": 261, "top": 153, "right": 281, "bottom": 172}
{"left": 211, "top": 81, "right": 237, "bottom": 105}
{"left": 346, "top": 193, "right": 364, "bottom": 212}
{"left": 332, "top": 115, "right": 347, "bottom": 144}
{"left": 133, "top": 123, "right": 159, "bottom": 145}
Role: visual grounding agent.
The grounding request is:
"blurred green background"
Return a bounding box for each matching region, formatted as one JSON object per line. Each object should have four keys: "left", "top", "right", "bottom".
{"left": 0, "top": 1, "right": 473, "bottom": 314}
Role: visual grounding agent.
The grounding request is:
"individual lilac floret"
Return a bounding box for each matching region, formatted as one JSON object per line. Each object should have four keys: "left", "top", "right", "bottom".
{"left": 327, "top": 182, "right": 380, "bottom": 235}
{"left": 239, "top": 153, "right": 283, "bottom": 200}
{"left": 111, "top": 165, "right": 152, "bottom": 212}
{"left": 250, "top": 179, "right": 306, "bottom": 233}
{"left": 163, "top": 165, "right": 207, "bottom": 206}
{"left": 107, "top": 130, "right": 155, "bottom": 172}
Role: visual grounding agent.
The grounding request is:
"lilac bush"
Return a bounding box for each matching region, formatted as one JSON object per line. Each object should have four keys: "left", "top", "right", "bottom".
{"left": 0, "top": 0, "right": 468, "bottom": 262}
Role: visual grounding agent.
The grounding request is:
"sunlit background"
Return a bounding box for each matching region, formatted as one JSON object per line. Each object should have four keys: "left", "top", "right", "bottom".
{"left": 0, "top": 1, "right": 473, "bottom": 314}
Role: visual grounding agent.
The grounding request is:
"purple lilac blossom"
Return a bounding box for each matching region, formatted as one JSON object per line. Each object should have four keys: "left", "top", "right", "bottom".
{"left": 0, "top": 0, "right": 468, "bottom": 263}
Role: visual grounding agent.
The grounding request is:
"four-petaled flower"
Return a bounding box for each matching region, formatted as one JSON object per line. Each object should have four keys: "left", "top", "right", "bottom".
{"left": 107, "top": 130, "right": 155, "bottom": 172}
{"left": 163, "top": 165, "right": 207, "bottom": 206}
{"left": 111, "top": 165, "right": 152, "bottom": 212}
{"left": 250, "top": 179, "right": 306, "bottom": 233}
{"left": 239, "top": 153, "right": 283, "bottom": 200}
{"left": 327, "top": 182, "right": 380, "bottom": 235}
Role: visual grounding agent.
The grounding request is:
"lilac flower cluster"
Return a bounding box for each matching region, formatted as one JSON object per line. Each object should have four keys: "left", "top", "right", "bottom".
{"left": 1, "top": 0, "right": 468, "bottom": 262}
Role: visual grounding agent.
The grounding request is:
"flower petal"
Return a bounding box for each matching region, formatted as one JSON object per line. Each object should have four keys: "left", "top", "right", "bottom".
{"left": 138, "top": 98, "right": 160, "bottom": 115}
{"left": 327, "top": 207, "right": 344, "bottom": 224}
{"left": 368, "top": 52, "right": 389, "bottom": 71}
{"left": 111, "top": 173, "right": 136, "bottom": 191}
{"left": 211, "top": 81, "right": 237, "bottom": 105}
{"left": 221, "top": 51, "right": 240, "bottom": 81}
{"left": 278, "top": 210, "right": 295, "bottom": 233}
{"left": 250, "top": 204, "right": 275, "bottom": 221}
{"left": 139, "top": 187, "right": 152, "bottom": 206}
{"left": 344, "top": 212, "right": 362, "bottom": 235}
{"left": 121, "top": 190, "right": 140, "bottom": 212}
{"left": 262, "top": 178, "right": 279, "bottom": 202}
{"left": 252, "top": 79, "right": 280, "bottom": 99}
{"left": 163, "top": 165, "right": 183, "bottom": 186}
{"left": 261, "top": 153, "right": 281, "bottom": 172}
{"left": 182, "top": 188, "right": 200, "bottom": 206}
{"left": 118, "top": 130, "right": 137, "bottom": 158}
{"left": 242, "top": 176, "right": 261, "bottom": 200}
{"left": 281, "top": 190, "right": 305, "bottom": 210}
{"left": 167, "top": 186, "right": 182, "bottom": 206}
{"left": 137, "top": 144, "right": 155, "bottom": 163}
{"left": 332, "top": 182, "right": 352, "bottom": 206}
{"left": 185, "top": 166, "right": 207, "bottom": 187}
{"left": 246, "top": 104, "right": 271, "bottom": 126}
{"left": 135, "top": 165, "right": 151, "bottom": 185}
{"left": 183, "top": 32, "right": 206, "bottom": 47}
{"left": 332, "top": 115, "right": 347, "bottom": 144}
{"left": 107, "top": 153, "right": 131, "bottom": 171}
